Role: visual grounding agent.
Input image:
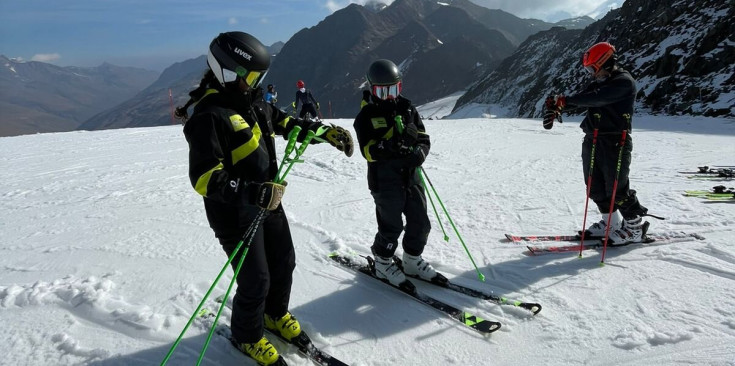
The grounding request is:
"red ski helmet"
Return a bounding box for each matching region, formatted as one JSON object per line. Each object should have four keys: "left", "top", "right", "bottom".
{"left": 296, "top": 80, "right": 305, "bottom": 88}
{"left": 583, "top": 42, "right": 616, "bottom": 75}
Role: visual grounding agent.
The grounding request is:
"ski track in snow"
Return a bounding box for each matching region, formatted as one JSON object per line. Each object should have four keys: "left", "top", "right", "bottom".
{"left": 1, "top": 115, "right": 735, "bottom": 365}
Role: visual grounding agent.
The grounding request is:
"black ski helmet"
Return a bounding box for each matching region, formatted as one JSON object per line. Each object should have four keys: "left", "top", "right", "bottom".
{"left": 366, "top": 59, "right": 401, "bottom": 86}
{"left": 207, "top": 31, "right": 270, "bottom": 88}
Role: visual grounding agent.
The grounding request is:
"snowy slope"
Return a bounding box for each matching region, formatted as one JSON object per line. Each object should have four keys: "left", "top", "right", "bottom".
{"left": 1, "top": 109, "right": 735, "bottom": 366}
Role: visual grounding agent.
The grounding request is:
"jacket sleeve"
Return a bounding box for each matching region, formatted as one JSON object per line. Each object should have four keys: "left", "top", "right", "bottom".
{"left": 270, "top": 106, "right": 327, "bottom": 143}
{"left": 566, "top": 77, "right": 635, "bottom": 108}
{"left": 410, "top": 105, "right": 430, "bottom": 155}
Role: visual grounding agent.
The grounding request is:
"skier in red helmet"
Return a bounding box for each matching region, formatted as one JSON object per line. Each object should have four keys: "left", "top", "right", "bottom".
{"left": 543, "top": 42, "right": 653, "bottom": 245}
{"left": 292, "top": 80, "right": 320, "bottom": 119}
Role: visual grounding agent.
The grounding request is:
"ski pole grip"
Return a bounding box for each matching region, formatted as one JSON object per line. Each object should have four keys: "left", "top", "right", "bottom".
{"left": 394, "top": 115, "right": 404, "bottom": 135}
{"left": 284, "top": 125, "right": 302, "bottom": 157}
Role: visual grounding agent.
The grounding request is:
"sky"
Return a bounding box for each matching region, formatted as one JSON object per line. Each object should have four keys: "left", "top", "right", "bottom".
{"left": 0, "top": 0, "right": 620, "bottom": 71}
{"left": 1, "top": 95, "right": 734, "bottom": 365}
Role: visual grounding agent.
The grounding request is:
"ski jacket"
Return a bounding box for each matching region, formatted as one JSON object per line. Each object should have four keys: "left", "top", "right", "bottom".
{"left": 183, "top": 87, "right": 324, "bottom": 234}
{"left": 265, "top": 91, "right": 277, "bottom": 105}
{"left": 353, "top": 96, "right": 430, "bottom": 192}
{"left": 565, "top": 68, "right": 637, "bottom": 135}
{"left": 294, "top": 89, "right": 318, "bottom": 110}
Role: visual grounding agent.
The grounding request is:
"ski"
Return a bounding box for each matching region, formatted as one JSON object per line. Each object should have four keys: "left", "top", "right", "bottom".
{"left": 524, "top": 232, "right": 705, "bottom": 255}
{"left": 679, "top": 166, "right": 734, "bottom": 174}
{"left": 197, "top": 309, "right": 289, "bottom": 366}
{"left": 505, "top": 232, "right": 703, "bottom": 243}
{"left": 210, "top": 297, "right": 349, "bottom": 366}
{"left": 683, "top": 191, "right": 733, "bottom": 197}
{"left": 391, "top": 256, "right": 542, "bottom": 315}
{"left": 329, "top": 253, "right": 502, "bottom": 334}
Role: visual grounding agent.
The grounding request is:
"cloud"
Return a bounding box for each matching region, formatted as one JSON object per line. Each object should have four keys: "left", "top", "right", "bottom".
{"left": 260, "top": 18, "right": 270, "bottom": 24}
{"left": 469, "top": 0, "right": 620, "bottom": 21}
{"left": 30, "top": 53, "right": 61, "bottom": 62}
{"left": 228, "top": 17, "right": 238, "bottom": 25}
{"left": 325, "top": 0, "right": 393, "bottom": 13}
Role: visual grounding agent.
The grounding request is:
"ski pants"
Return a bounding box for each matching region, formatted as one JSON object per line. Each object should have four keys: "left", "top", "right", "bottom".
{"left": 216, "top": 205, "right": 296, "bottom": 344}
{"left": 370, "top": 183, "right": 431, "bottom": 258}
{"left": 298, "top": 103, "right": 319, "bottom": 119}
{"left": 582, "top": 134, "right": 647, "bottom": 219}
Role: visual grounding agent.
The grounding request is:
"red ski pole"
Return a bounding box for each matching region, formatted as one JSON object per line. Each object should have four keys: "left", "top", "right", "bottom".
{"left": 600, "top": 130, "right": 628, "bottom": 264}
{"left": 577, "top": 128, "right": 599, "bottom": 257}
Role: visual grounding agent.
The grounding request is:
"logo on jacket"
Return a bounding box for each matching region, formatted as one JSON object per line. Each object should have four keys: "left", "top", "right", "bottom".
{"left": 234, "top": 47, "right": 252, "bottom": 61}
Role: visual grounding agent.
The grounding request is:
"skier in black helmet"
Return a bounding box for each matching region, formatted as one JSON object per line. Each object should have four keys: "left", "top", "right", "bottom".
{"left": 292, "top": 80, "right": 320, "bottom": 119}
{"left": 353, "top": 59, "right": 441, "bottom": 289}
{"left": 176, "top": 31, "right": 353, "bottom": 366}
{"left": 543, "top": 41, "right": 651, "bottom": 245}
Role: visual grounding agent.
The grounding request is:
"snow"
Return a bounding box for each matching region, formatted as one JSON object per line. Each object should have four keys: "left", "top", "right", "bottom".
{"left": 2, "top": 98, "right": 735, "bottom": 366}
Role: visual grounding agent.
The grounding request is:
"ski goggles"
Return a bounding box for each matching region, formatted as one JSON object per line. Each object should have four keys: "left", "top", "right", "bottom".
{"left": 208, "top": 52, "right": 268, "bottom": 88}
{"left": 371, "top": 82, "right": 402, "bottom": 100}
{"left": 584, "top": 65, "right": 597, "bottom": 75}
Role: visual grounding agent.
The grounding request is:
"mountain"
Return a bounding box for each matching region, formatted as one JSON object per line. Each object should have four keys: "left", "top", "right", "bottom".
{"left": 453, "top": 0, "right": 735, "bottom": 118}
{"left": 81, "top": 42, "right": 284, "bottom": 131}
{"left": 0, "top": 56, "right": 158, "bottom": 137}
{"left": 263, "top": 0, "right": 565, "bottom": 118}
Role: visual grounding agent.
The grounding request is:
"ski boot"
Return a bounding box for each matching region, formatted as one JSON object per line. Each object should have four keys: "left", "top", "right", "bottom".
{"left": 608, "top": 216, "right": 650, "bottom": 245}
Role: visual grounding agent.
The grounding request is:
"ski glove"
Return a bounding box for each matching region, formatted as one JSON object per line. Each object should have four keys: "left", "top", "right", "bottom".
{"left": 316, "top": 102, "right": 320, "bottom": 110}
{"left": 403, "top": 145, "right": 427, "bottom": 168}
{"left": 324, "top": 124, "right": 354, "bottom": 157}
{"left": 402, "top": 122, "right": 419, "bottom": 146}
{"left": 255, "top": 181, "right": 286, "bottom": 211}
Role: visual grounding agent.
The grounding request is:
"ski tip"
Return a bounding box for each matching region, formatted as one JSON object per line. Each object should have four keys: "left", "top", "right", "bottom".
{"left": 525, "top": 246, "right": 536, "bottom": 255}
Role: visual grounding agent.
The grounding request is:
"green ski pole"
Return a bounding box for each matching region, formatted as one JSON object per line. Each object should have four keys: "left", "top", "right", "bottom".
{"left": 420, "top": 167, "right": 486, "bottom": 282}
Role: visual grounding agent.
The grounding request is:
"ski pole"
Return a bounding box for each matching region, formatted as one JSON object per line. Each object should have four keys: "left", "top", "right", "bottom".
{"left": 578, "top": 128, "right": 599, "bottom": 257}
{"left": 600, "top": 129, "right": 628, "bottom": 264}
{"left": 418, "top": 169, "right": 449, "bottom": 241}
{"left": 278, "top": 129, "right": 316, "bottom": 183}
{"left": 160, "top": 209, "right": 264, "bottom": 366}
{"left": 275, "top": 125, "right": 302, "bottom": 182}
{"left": 196, "top": 209, "right": 267, "bottom": 366}
{"left": 420, "top": 167, "right": 486, "bottom": 282}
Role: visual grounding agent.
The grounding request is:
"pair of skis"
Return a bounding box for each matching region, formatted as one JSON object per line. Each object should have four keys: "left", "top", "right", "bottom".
{"left": 329, "top": 253, "right": 541, "bottom": 336}
{"left": 504, "top": 232, "right": 705, "bottom": 255}
{"left": 199, "top": 296, "right": 348, "bottom": 366}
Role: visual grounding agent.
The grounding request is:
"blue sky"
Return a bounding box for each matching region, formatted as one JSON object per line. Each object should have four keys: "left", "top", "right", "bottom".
{"left": 0, "top": 0, "right": 619, "bottom": 71}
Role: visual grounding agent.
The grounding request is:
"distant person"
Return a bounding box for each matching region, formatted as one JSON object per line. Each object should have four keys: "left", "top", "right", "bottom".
{"left": 543, "top": 41, "right": 652, "bottom": 244}
{"left": 292, "top": 80, "right": 320, "bottom": 119}
{"left": 265, "top": 84, "right": 277, "bottom": 106}
{"left": 352, "top": 59, "right": 442, "bottom": 288}
{"left": 176, "top": 31, "right": 353, "bottom": 366}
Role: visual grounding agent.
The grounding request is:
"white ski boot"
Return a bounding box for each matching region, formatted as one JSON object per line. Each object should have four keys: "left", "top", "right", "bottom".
{"left": 608, "top": 216, "right": 650, "bottom": 245}
{"left": 582, "top": 211, "right": 622, "bottom": 238}
{"left": 401, "top": 253, "right": 438, "bottom": 281}
{"left": 373, "top": 255, "right": 409, "bottom": 287}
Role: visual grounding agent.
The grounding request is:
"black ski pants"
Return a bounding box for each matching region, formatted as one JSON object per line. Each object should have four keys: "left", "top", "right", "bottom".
{"left": 370, "top": 183, "right": 431, "bottom": 258}
{"left": 217, "top": 205, "right": 296, "bottom": 344}
{"left": 298, "top": 103, "right": 319, "bottom": 119}
{"left": 582, "top": 134, "right": 647, "bottom": 219}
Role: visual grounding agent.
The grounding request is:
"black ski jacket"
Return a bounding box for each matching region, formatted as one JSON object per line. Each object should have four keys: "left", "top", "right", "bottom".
{"left": 565, "top": 68, "right": 637, "bottom": 135}
{"left": 183, "top": 87, "right": 324, "bottom": 234}
{"left": 294, "top": 89, "right": 318, "bottom": 110}
{"left": 353, "top": 96, "right": 430, "bottom": 192}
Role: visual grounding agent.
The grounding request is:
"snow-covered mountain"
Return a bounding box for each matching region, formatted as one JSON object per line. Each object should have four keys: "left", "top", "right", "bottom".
{"left": 2, "top": 100, "right": 734, "bottom": 364}
{"left": 454, "top": 0, "right": 735, "bottom": 118}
